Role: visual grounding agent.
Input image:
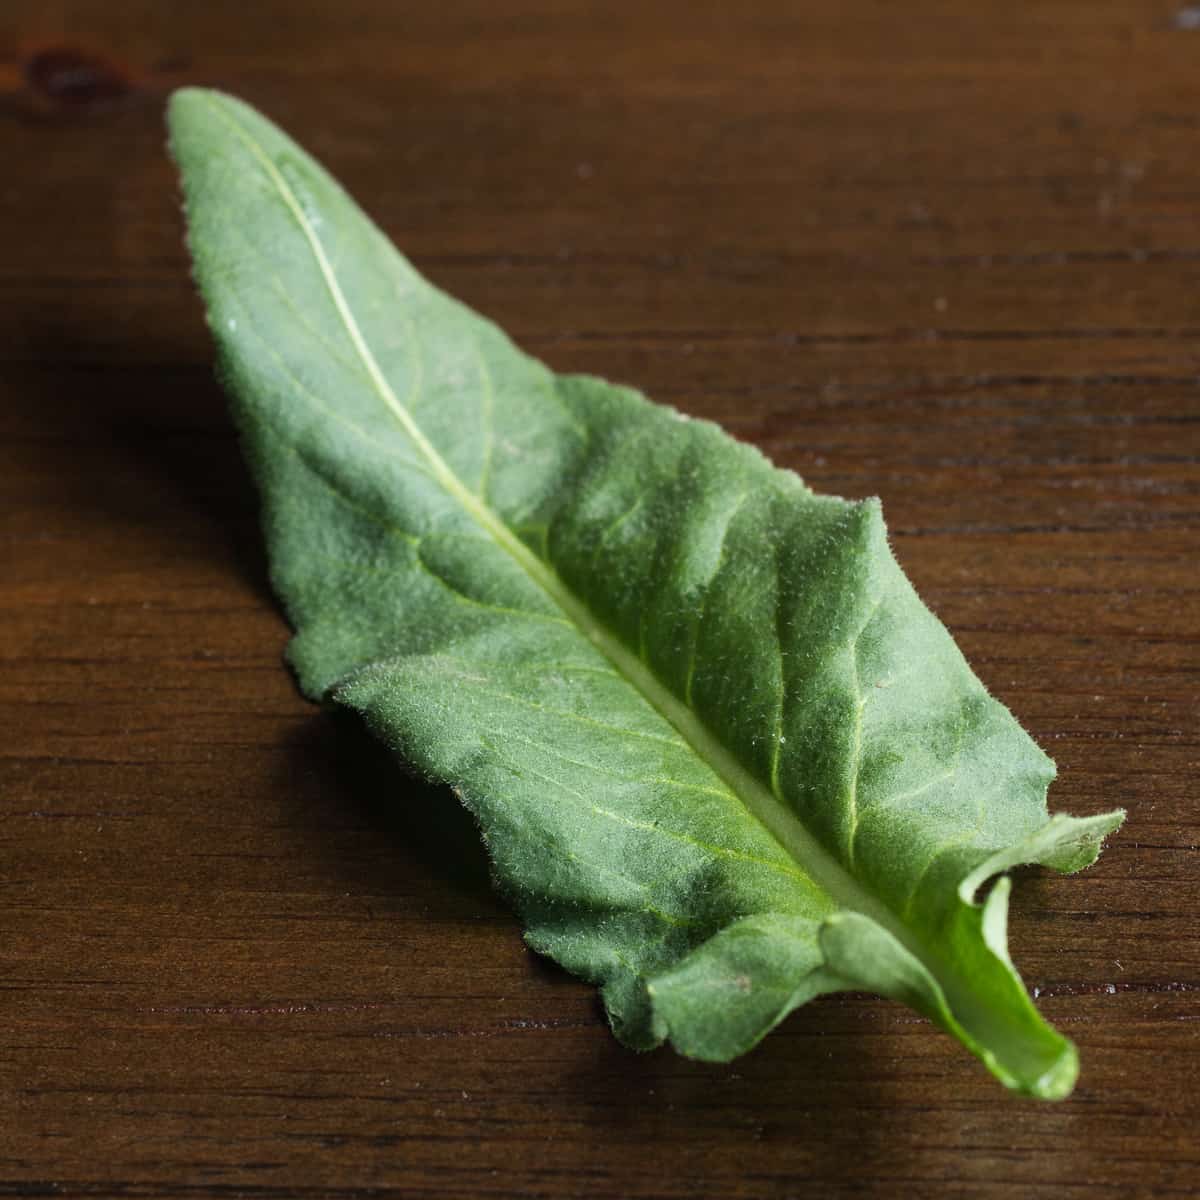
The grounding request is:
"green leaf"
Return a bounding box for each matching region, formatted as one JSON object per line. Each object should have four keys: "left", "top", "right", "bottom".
{"left": 168, "top": 88, "right": 1124, "bottom": 1099}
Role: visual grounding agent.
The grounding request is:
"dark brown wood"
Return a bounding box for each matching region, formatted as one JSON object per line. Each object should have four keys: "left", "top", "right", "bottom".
{"left": 2, "top": 2, "right": 1197, "bottom": 1196}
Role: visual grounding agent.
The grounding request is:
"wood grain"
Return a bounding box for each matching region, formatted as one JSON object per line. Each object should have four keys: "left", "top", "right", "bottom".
{"left": 1, "top": 2, "right": 1196, "bottom": 1196}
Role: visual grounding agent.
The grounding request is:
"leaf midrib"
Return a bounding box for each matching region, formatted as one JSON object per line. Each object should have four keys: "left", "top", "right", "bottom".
{"left": 204, "top": 94, "right": 948, "bottom": 999}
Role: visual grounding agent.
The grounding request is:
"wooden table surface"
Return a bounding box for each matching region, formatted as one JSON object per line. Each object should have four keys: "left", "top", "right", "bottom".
{"left": 3, "top": 2, "right": 1198, "bottom": 1196}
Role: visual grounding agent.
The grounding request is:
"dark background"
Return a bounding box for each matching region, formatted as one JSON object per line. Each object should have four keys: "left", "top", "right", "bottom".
{"left": 2, "top": 2, "right": 1197, "bottom": 1197}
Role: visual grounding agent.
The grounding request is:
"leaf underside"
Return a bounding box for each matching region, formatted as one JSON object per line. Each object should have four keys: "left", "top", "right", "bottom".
{"left": 169, "top": 88, "right": 1124, "bottom": 1099}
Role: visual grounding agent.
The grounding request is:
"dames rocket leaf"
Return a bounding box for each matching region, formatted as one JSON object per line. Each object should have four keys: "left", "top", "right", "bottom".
{"left": 168, "top": 88, "right": 1124, "bottom": 1099}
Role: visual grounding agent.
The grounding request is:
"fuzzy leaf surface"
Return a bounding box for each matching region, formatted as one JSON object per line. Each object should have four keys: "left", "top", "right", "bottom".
{"left": 169, "top": 89, "right": 1123, "bottom": 1098}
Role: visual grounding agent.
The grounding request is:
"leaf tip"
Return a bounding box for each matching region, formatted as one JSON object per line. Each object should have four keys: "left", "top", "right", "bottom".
{"left": 166, "top": 85, "right": 215, "bottom": 136}
{"left": 1028, "top": 1041, "right": 1079, "bottom": 1101}
{"left": 166, "top": 87, "right": 255, "bottom": 158}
